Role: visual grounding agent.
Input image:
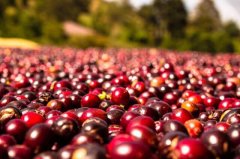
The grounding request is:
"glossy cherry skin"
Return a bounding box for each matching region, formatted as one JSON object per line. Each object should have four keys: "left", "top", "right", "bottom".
{"left": 198, "top": 112, "right": 208, "bottom": 121}
{"left": 24, "top": 123, "right": 55, "bottom": 154}
{"left": 0, "top": 134, "right": 17, "bottom": 151}
{"left": 146, "top": 97, "right": 162, "bottom": 104}
{"left": 37, "top": 106, "right": 51, "bottom": 117}
{"left": 163, "top": 92, "right": 179, "bottom": 105}
{"left": 108, "top": 141, "right": 152, "bottom": 159}
{"left": 171, "top": 108, "right": 193, "bottom": 124}
{"left": 173, "top": 138, "right": 213, "bottom": 159}
{"left": 21, "top": 111, "right": 45, "bottom": 128}
{"left": 184, "top": 119, "right": 203, "bottom": 138}
{"left": 120, "top": 111, "right": 139, "bottom": 129}
{"left": 218, "top": 98, "right": 235, "bottom": 109}
{"left": 187, "top": 94, "right": 203, "bottom": 105}
{"left": 70, "top": 133, "right": 101, "bottom": 145}
{"left": 227, "top": 114, "right": 240, "bottom": 124}
{"left": 5, "top": 119, "right": 28, "bottom": 143}
{"left": 81, "top": 93, "right": 101, "bottom": 108}
{"left": 27, "top": 102, "right": 44, "bottom": 109}
{"left": 233, "top": 100, "right": 240, "bottom": 108}
{"left": 6, "top": 100, "right": 27, "bottom": 110}
{"left": 182, "top": 90, "right": 198, "bottom": 99}
{"left": 203, "top": 96, "right": 220, "bottom": 108}
{"left": 23, "top": 91, "right": 37, "bottom": 101}
{"left": 54, "top": 88, "right": 71, "bottom": 99}
{"left": 107, "top": 134, "right": 134, "bottom": 153}
{"left": 138, "top": 96, "right": 148, "bottom": 105}
{"left": 75, "top": 82, "right": 89, "bottom": 94}
{"left": 57, "top": 145, "right": 77, "bottom": 159}
{"left": 201, "top": 129, "right": 231, "bottom": 158}
{"left": 148, "top": 87, "right": 162, "bottom": 98}
{"left": 158, "top": 131, "right": 188, "bottom": 158}
{"left": 134, "top": 106, "right": 159, "bottom": 120}
{"left": 71, "top": 143, "right": 106, "bottom": 159}
{"left": 79, "top": 108, "right": 107, "bottom": 123}
{"left": 52, "top": 117, "right": 79, "bottom": 144}
{"left": 146, "top": 101, "right": 172, "bottom": 117}
{"left": 81, "top": 119, "right": 108, "bottom": 143}
{"left": 8, "top": 144, "right": 32, "bottom": 159}
{"left": 34, "top": 151, "right": 58, "bottom": 159}
{"left": 45, "top": 110, "right": 62, "bottom": 119}
{"left": 47, "top": 99, "right": 64, "bottom": 111}
{"left": 181, "top": 101, "right": 199, "bottom": 117}
{"left": 128, "top": 96, "right": 140, "bottom": 107}
{"left": 45, "top": 116, "right": 60, "bottom": 127}
{"left": 53, "top": 80, "right": 72, "bottom": 91}
{"left": 111, "top": 87, "right": 130, "bottom": 106}
{"left": 107, "top": 109, "right": 124, "bottom": 125}
{"left": 0, "top": 96, "right": 17, "bottom": 107}
{"left": 163, "top": 120, "right": 188, "bottom": 135}
{"left": 68, "top": 94, "right": 81, "bottom": 108}
{"left": 127, "top": 125, "right": 158, "bottom": 148}
{"left": 160, "top": 62, "right": 174, "bottom": 73}
{"left": 11, "top": 75, "right": 30, "bottom": 89}
{"left": 75, "top": 107, "right": 89, "bottom": 119}
{"left": 126, "top": 115, "right": 155, "bottom": 132}
{"left": 128, "top": 104, "right": 142, "bottom": 112}
{"left": 215, "top": 122, "right": 230, "bottom": 132}
{"left": 228, "top": 124, "right": 240, "bottom": 148}
{"left": 132, "top": 81, "right": 146, "bottom": 94}
{"left": 106, "top": 105, "right": 125, "bottom": 112}
{"left": 108, "top": 124, "right": 124, "bottom": 139}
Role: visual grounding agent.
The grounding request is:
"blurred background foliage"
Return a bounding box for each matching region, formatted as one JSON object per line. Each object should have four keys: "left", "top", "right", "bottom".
{"left": 0, "top": 0, "right": 240, "bottom": 53}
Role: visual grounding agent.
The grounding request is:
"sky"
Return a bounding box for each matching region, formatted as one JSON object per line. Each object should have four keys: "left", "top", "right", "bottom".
{"left": 129, "top": 0, "right": 153, "bottom": 8}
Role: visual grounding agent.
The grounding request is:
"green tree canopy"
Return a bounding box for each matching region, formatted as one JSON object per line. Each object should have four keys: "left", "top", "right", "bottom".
{"left": 192, "top": 0, "right": 221, "bottom": 32}
{"left": 35, "top": 0, "right": 91, "bottom": 21}
{"left": 223, "top": 21, "right": 240, "bottom": 38}
{"left": 153, "top": 0, "right": 187, "bottom": 37}
{"left": 138, "top": 0, "right": 187, "bottom": 45}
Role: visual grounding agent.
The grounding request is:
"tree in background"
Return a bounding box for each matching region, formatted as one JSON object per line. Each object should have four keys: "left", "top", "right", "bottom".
{"left": 191, "top": 0, "right": 221, "bottom": 32}
{"left": 79, "top": 0, "right": 148, "bottom": 47}
{"left": 0, "top": 0, "right": 240, "bottom": 52}
{"left": 35, "top": 0, "right": 91, "bottom": 21}
{"left": 139, "top": 0, "right": 187, "bottom": 45}
{"left": 184, "top": 0, "right": 239, "bottom": 53}
{"left": 223, "top": 21, "right": 240, "bottom": 38}
{"left": 153, "top": 0, "right": 187, "bottom": 38}
{"left": 138, "top": 5, "right": 162, "bottom": 45}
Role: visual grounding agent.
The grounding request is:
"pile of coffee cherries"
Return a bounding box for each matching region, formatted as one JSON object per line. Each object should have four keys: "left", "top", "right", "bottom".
{"left": 0, "top": 47, "right": 240, "bottom": 159}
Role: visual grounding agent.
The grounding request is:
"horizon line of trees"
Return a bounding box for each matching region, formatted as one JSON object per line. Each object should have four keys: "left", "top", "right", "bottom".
{"left": 0, "top": 0, "right": 240, "bottom": 53}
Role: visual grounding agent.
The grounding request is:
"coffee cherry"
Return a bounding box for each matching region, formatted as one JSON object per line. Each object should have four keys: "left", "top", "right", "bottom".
{"left": 5, "top": 119, "right": 28, "bottom": 143}
{"left": 52, "top": 117, "right": 79, "bottom": 144}
{"left": 81, "top": 93, "right": 101, "bottom": 108}
{"left": 71, "top": 143, "right": 106, "bottom": 159}
{"left": 111, "top": 87, "right": 130, "bottom": 106}
{"left": 172, "top": 138, "right": 213, "bottom": 159}
{"left": 21, "top": 112, "right": 45, "bottom": 128}
{"left": 24, "top": 124, "right": 55, "bottom": 153}
{"left": 8, "top": 145, "right": 32, "bottom": 159}
{"left": 109, "top": 141, "right": 152, "bottom": 159}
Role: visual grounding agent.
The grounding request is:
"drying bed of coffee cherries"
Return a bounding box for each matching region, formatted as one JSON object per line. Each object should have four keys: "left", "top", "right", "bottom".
{"left": 0, "top": 47, "right": 240, "bottom": 159}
